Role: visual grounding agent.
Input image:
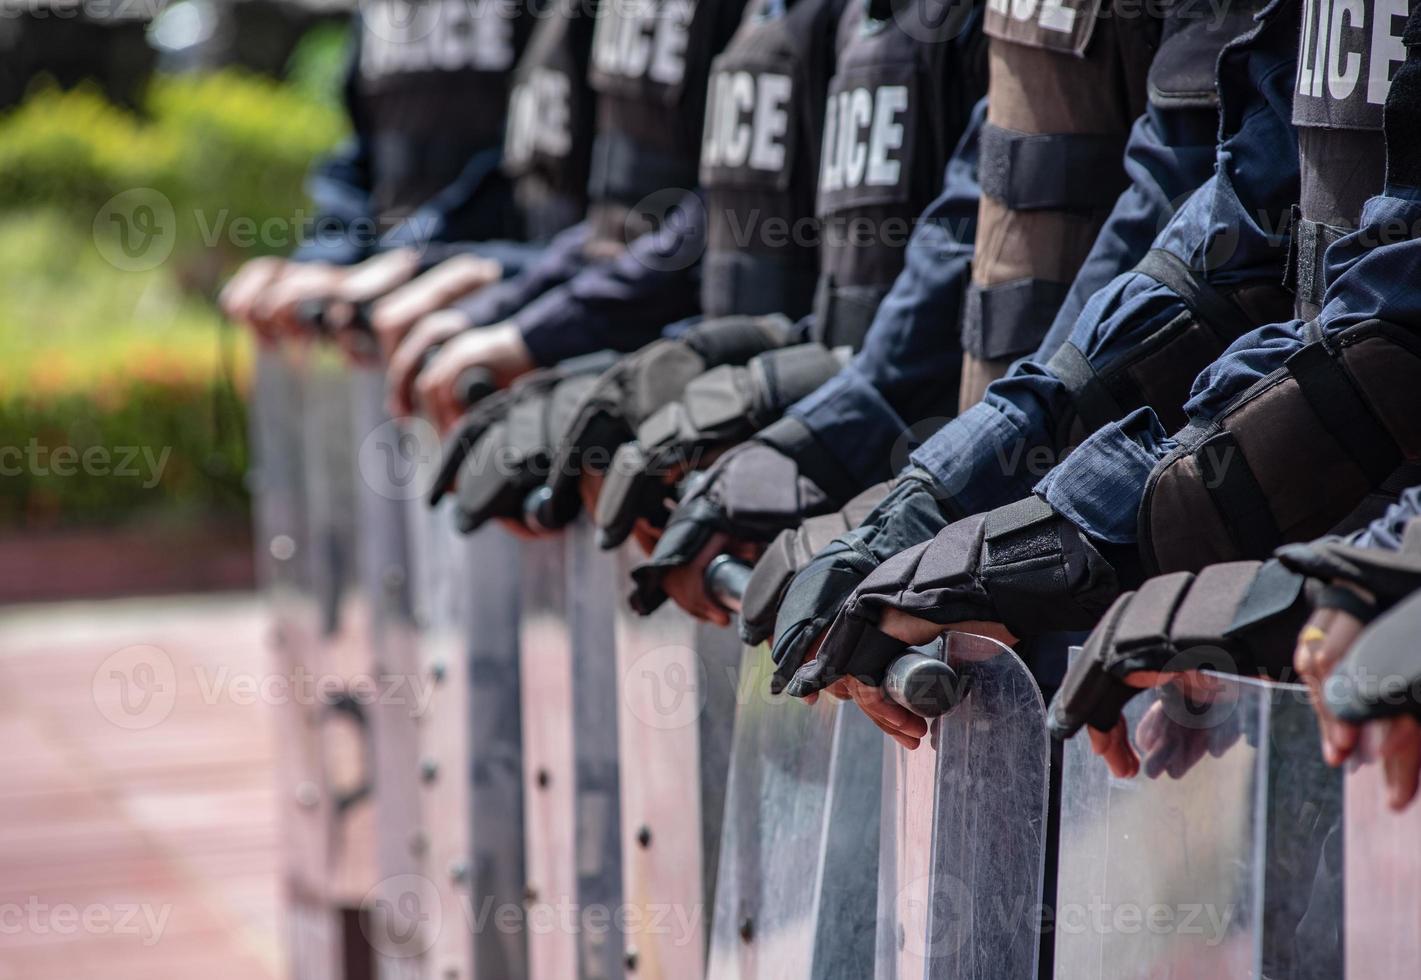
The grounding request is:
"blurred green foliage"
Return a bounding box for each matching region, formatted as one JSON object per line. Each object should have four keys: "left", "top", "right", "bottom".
{"left": 0, "top": 64, "right": 345, "bottom": 532}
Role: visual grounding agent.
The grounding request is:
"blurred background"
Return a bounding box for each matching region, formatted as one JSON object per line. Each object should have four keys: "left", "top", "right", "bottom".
{"left": 1, "top": 4, "right": 354, "bottom": 976}
{"left": 1, "top": 0, "right": 350, "bottom": 602}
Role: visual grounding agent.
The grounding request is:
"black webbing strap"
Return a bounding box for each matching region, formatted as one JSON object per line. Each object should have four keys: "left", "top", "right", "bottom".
{"left": 1134, "top": 248, "right": 1254, "bottom": 339}
{"left": 1283, "top": 208, "right": 1349, "bottom": 310}
{"left": 1046, "top": 341, "right": 1127, "bottom": 435}
{"left": 961, "top": 277, "right": 1071, "bottom": 361}
{"left": 1194, "top": 427, "right": 1284, "bottom": 559}
{"left": 978, "top": 123, "right": 1129, "bottom": 211}
{"left": 1285, "top": 338, "right": 1400, "bottom": 485}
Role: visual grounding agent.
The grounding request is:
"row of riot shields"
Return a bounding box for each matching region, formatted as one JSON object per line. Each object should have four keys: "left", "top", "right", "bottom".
{"left": 251, "top": 352, "right": 1413, "bottom": 980}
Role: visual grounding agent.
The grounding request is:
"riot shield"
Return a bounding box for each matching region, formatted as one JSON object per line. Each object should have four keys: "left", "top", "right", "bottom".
{"left": 251, "top": 347, "right": 343, "bottom": 980}
{"left": 520, "top": 522, "right": 625, "bottom": 980}
{"left": 1053, "top": 670, "right": 1343, "bottom": 979}
{"left": 873, "top": 633, "right": 1049, "bottom": 980}
{"left": 1344, "top": 738, "right": 1421, "bottom": 977}
{"left": 703, "top": 643, "right": 882, "bottom": 980}
{"left": 613, "top": 548, "right": 742, "bottom": 979}
{"left": 347, "top": 367, "right": 428, "bottom": 980}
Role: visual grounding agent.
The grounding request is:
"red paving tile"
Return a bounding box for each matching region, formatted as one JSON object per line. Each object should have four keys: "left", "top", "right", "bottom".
{"left": 0, "top": 594, "right": 284, "bottom": 980}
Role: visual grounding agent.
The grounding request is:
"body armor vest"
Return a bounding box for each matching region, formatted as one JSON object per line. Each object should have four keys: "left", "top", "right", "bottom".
{"left": 356, "top": 0, "right": 530, "bottom": 236}
{"left": 1286, "top": 0, "right": 1407, "bottom": 319}
{"left": 698, "top": 0, "right": 848, "bottom": 320}
{"left": 586, "top": 0, "right": 749, "bottom": 246}
{"left": 963, "top": 0, "right": 1160, "bottom": 399}
{"left": 813, "top": 0, "right": 988, "bottom": 349}
{"left": 503, "top": 0, "right": 600, "bottom": 240}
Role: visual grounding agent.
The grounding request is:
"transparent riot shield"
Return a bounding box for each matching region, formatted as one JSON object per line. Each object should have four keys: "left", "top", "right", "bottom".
{"left": 347, "top": 367, "right": 426, "bottom": 980}
{"left": 251, "top": 347, "right": 343, "bottom": 980}
{"left": 874, "top": 633, "right": 1049, "bottom": 980}
{"left": 704, "top": 642, "right": 882, "bottom": 980}
{"left": 613, "top": 548, "right": 743, "bottom": 978}
{"left": 1344, "top": 738, "right": 1421, "bottom": 977}
{"left": 465, "top": 523, "right": 530, "bottom": 979}
{"left": 1053, "top": 670, "right": 1343, "bottom": 979}
{"left": 520, "top": 523, "right": 625, "bottom": 980}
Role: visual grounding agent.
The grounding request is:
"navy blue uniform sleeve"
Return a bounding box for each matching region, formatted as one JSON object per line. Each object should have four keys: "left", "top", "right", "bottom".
{"left": 454, "top": 221, "right": 595, "bottom": 327}
{"left": 514, "top": 191, "right": 707, "bottom": 365}
{"left": 292, "top": 27, "right": 376, "bottom": 266}
{"left": 779, "top": 98, "right": 986, "bottom": 490}
{"left": 1037, "top": 188, "right": 1421, "bottom": 544}
{"left": 1036, "top": 103, "right": 1221, "bottom": 354}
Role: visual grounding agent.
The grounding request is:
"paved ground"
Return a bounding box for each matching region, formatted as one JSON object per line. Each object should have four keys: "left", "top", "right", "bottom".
{"left": 0, "top": 593, "right": 283, "bottom": 980}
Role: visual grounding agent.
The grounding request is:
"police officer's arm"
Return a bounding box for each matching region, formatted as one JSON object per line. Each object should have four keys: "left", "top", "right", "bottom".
{"left": 509, "top": 189, "right": 709, "bottom": 366}
{"left": 291, "top": 23, "right": 377, "bottom": 268}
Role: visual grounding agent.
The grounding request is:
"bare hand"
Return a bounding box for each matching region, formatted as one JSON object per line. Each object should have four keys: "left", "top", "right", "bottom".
{"left": 386, "top": 309, "right": 476, "bottom": 417}
{"left": 250, "top": 261, "right": 347, "bottom": 339}
{"left": 414, "top": 324, "right": 535, "bottom": 434}
{"left": 660, "top": 533, "right": 764, "bottom": 627}
{"left": 219, "top": 257, "right": 288, "bottom": 340}
{"left": 371, "top": 254, "right": 502, "bottom": 361}
{"left": 1295, "top": 591, "right": 1369, "bottom": 766}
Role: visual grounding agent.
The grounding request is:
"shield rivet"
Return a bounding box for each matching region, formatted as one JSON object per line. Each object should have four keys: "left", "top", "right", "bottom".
{"left": 420, "top": 759, "right": 439, "bottom": 783}
{"left": 636, "top": 825, "right": 652, "bottom": 849}
{"left": 536, "top": 768, "right": 551, "bottom": 789}
{"left": 624, "top": 947, "right": 639, "bottom": 971}
{"left": 739, "top": 917, "right": 755, "bottom": 944}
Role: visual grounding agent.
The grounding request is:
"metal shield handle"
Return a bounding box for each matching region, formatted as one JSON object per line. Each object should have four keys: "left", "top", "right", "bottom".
{"left": 701, "top": 556, "right": 959, "bottom": 717}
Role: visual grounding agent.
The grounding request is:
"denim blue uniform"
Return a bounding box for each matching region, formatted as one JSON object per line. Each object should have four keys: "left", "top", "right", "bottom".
{"left": 1037, "top": 184, "right": 1421, "bottom": 546}
{"left": 908, "top": 0, "right": 1301, "bottom": 521}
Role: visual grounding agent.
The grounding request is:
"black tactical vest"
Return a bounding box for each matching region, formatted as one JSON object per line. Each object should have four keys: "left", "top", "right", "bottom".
{"left": 586, "top": 0, "right": 750, "bottom": 244}
{"left": 813, "top": 0, "right": 988, "bottom": 348}
{"left": 1288, "top": 0, "right": 1408, "bottom": 318}
{"left": 355, "top": 0, "right": 531, "bottom": 231}
{"left": 698, "top": 0, "right": 849, "bottom": 319}
{"left": 503, "top": 0, "right": 600, "bottom": 240}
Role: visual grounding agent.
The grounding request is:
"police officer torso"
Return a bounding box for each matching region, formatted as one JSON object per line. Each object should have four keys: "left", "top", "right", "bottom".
{"left": 813, "top": 0, "right": 988, "bottom": 349}
{"left": 503, "top": 0, "right": 601, "bottom": 240}
{"left": 1288, "top": 0, "right": 1409, "bottom": 319}
{"left": 586, "top": 0, "right": 750, "bottom": 248}
{"left": 356, "top": 0, "right": 532, "bottom": 231}
{"left": 698, "top": 0, "right": 849, "bottom": 319}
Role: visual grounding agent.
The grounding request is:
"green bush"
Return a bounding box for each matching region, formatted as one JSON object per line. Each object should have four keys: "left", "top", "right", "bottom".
{"left": 0, "top": 65, "right": 345, "bottom": 532}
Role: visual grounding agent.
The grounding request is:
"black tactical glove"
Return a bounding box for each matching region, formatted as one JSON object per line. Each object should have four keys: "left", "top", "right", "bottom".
{"left": 742, "top": 471, "right": 952, "bottom": 692}
{"left": 787, "top": 495, "right": 1122, "bottom": 698}
{"left": 1047, "top": 559, "right": 1310, "bottom": 740}
{"left": 595, "top": 344, "right": 850, "bottom": 550}
{"left": 1324, "top": 591, "right": 1421, "bottom": 724}
{"left": 625, "top": 438, "right": 840, "bottom": 615}
{"left": 538, "top": 315, "right": 796, "bottom": 530}
{"left": 426, "top": 352, "right": 616, "bottom": 523}
{"left": 1275, "top": 518, "right": 1421, "bottom": 626}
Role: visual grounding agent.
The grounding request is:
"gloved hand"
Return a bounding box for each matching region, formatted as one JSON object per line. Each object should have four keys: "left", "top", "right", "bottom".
{"left": 1047, "top": 559, "right": 1310, "bottom": 755}
{"left": 744, "top": 471, "right": 951, "bottom": 692}
{"left": 538, "top": 314, "right": 795, "bottom": 531}
{"left": 1275, "top": 519, "right": 1421, "bottom": 625}
{"left": 1324, "top": 590, "right": 1421, "bottom": 725}
{"left": 787, "top": 495, "right": 1123, "bottom": 698}
{"left": 595, "top": 344, "right": 849, "bottom": 551}
{"left": 625, "top": 438, "right": 838, "bottom": 615}
{"left": 426, "top": 352, "right": 617, "bottom": 522}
